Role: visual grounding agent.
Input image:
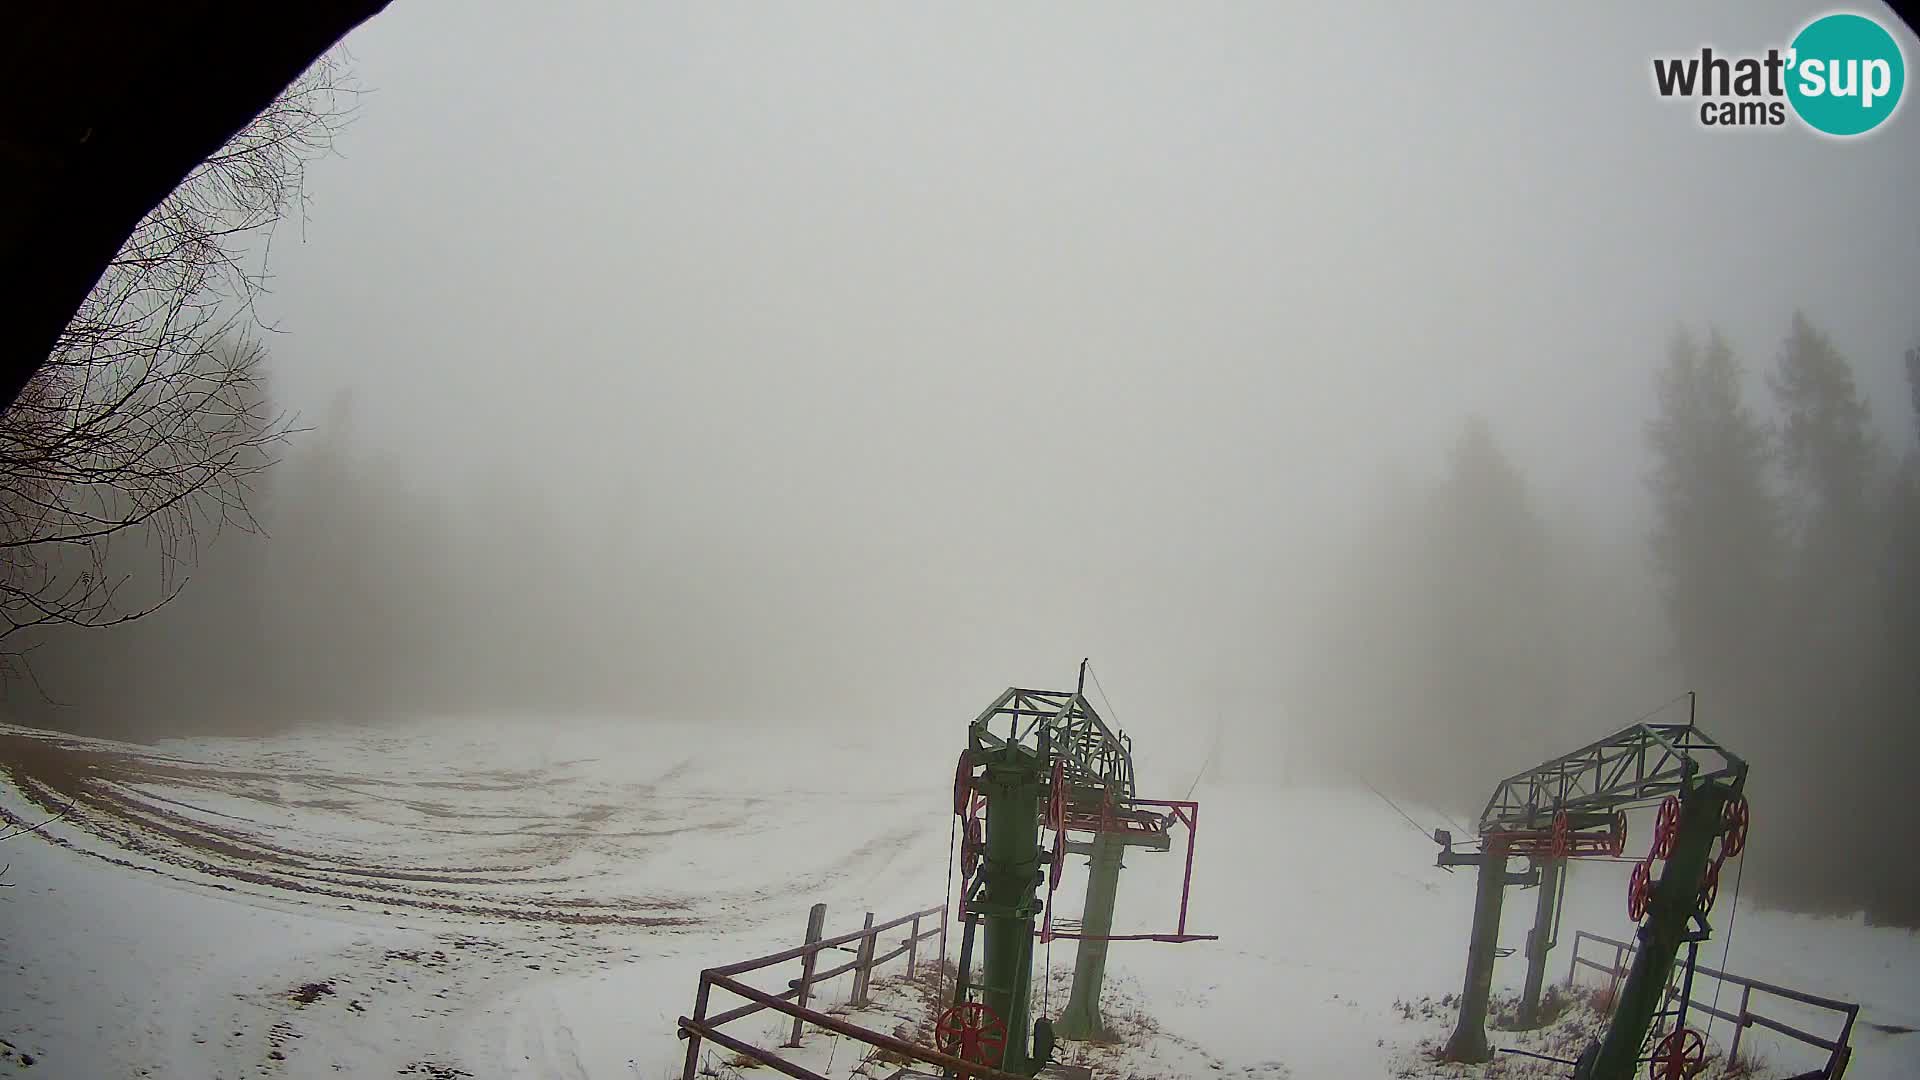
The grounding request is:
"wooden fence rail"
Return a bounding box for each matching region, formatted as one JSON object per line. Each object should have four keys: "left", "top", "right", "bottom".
{"left": 1566, "top": 930, "right": 1858, "bottom": 1079}
{"left": 678, "top": 902, "right": 969, "bottom": 1080}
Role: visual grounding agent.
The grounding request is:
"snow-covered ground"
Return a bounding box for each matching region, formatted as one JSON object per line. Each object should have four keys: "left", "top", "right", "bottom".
{"left": 0, "top": 717, "right": 1913, "bottom": 1079}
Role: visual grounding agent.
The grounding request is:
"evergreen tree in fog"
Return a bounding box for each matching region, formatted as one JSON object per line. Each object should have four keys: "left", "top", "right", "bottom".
{"left": 1863, "top": 344, "right": 1920, "bottom": 923}
{"left": 1416, "top": 417, "right": 1565, "bottom": 794}
{"left": 1644, "top": 326, "right": 1783, "bottom": 720}
{"left": 1763, "top": 314, "right": 1894, "bottom": 917}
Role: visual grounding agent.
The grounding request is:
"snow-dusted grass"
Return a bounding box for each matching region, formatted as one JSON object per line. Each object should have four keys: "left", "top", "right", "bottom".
{"left": 0, "top": 717, "right": 1914, "bottom": 1079}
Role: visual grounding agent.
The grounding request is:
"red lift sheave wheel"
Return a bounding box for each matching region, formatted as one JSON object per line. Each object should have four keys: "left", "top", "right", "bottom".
{"left": 1652, "top": 795, "right": 1681, "bottom": 859}
{"left": 935, "top": 1001, "right": 1008, "bottom": 1067}
{"left": 1047, "top": 759, "right": 1067, "bottom": 829}
{"left": 1697, "top": 854, "right": 1723, "bottom": 916}
{"left": 1628, "top": 858, "right": 1653, "bottom": 922}
{"left": 1648, "top": 1027, "right": 1706, "bottom": 1080}
{"left": 1046, "top": 757, "right": 1069, "bottom": 891}
{"left": 953, "top": 751, "right": 974, "bottom": 817}
{"left": 1722, "top": 794, "right": 1749, "bottom": 859}
{"left": 1611, "top": 810, "right": 1629, "bottom": 857}
{"left": 961, "top": 815, "right": 984, "bottom": 880}
{"left": 1550, "top": 810, "right": 1571, "bottom": 859}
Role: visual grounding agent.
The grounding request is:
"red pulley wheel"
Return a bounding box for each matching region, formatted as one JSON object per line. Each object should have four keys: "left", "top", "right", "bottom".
{"left": 1652, "top": 795, "right": 1681, "bottom": 860}
{"left": 1722, "top": 794, "right": 1749, "bottom": 859}
{"left": 1611, "top": 810, "right": 1629, "bottom": 857}
{"left": 1648, "top": 1027, "right": 1706, "bottom": 1080}
{"left": 960, "top": 817, "right": 983, "bottom": 879}
{"left": 1697, "top": 853, "right": 1723, "bottom": 915}
{"left": 1048, "top": 758, "right": 1067, "bottom": 832}
{"left": 953, "top": 751, "right": 973, "bottom": 817}
{"left": 1628, "top": 858, "right": 1653, "bottom": 922}
{"left": 1550, "top": 810, "right": 1571, "bottom": 859}
{"left": 935, "top": 1001, "right": 1008, "bottom": 1066}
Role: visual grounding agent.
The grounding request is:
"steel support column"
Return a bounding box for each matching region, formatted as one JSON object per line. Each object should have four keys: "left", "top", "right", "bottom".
{"left": 1518, "top": 856, "right": 1564, "bottom": 1028}
{"left": 979, "top": 748, "right": 1044, "bottom": 1074}
{"left": 1442, "top": 835, "right": 1510, "bottom": 1063}
{"left": 1057, "top": 830, "right": 1125, "bottom": 1040}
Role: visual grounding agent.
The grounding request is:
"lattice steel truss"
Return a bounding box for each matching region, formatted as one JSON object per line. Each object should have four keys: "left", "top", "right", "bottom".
{"left": 968, "top": 687, "right": 1136, "bottom": 802}
{"left": 1478, "top": 721, "right": 1748, "bottom": 834}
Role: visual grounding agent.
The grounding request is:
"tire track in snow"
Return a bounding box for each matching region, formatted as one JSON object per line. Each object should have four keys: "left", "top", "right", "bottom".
{"left": 0, "top": 730, "right": 713, "bottom": 928}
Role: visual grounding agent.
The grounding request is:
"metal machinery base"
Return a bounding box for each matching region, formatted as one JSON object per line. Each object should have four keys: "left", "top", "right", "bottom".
{"left": 883, "top": 1060, "right": 1098, "bottom": 1068}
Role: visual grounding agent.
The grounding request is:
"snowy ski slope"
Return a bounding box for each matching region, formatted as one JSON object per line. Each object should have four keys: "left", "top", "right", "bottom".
{"left": 0, "top": 717, "right": 1913, "bottom": 1079}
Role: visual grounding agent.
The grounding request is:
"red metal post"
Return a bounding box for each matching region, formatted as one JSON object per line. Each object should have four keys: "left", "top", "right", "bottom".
{"left": 1830, "top": 1000, "right": 1857, "bottom": 1079}
{"left": 1729, "top": 984, "right": 1751, "bottom": 1063}
{"left": 786, "top": 903, "right": 827, "bottom": 1047}
{"left": 907, "top": 913, "right": 921, "bottom": 979}
{"left": 1176, "top": 802, "right": 1198, "bottom": 937}
{"left": 681, "top": 976, "right": 712, "bottom": 1080}
{"left": 1606, "top": 940, "right": 1626, "bottom": 1005}
{"left": 852, "top": 911, "right": 876, "bottom": 1006}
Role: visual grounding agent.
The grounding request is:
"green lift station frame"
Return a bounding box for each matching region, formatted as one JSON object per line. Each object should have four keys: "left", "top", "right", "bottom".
{"left": 945, "top": 662, "right": 1215, "bottom": 1076}
{"left": 1434, "top": 701, "right": 1749, "bottom": 1080}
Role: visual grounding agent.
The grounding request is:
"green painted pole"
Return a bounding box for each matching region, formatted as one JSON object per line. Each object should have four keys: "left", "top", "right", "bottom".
{"left": 1057, "top": 830, "right": 1125, "bottom": 1040}
{"left": 1518, "top": 856, "right": 1564, "bottom": 1028}
{"left": 1442, "top": 835, "right": 1510, "bottom": 1063}
{"left": 979, "top": 748, "right": 1044, "bottom": 1075}
{"left": 1583, "top": 781, "right": 1731, "bottom": 1080}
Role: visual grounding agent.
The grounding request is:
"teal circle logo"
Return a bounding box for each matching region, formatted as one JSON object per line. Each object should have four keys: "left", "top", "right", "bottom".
{"left": 1786, "top": 13, "right": 1906, "bottom": 136}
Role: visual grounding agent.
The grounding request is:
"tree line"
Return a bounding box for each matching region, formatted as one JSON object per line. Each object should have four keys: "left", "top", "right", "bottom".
{"left": 8, "top": 380, "right": 680, "bottom": 735}
{"left": 1298, "top": 314, "right": 1920, "bottom": 925}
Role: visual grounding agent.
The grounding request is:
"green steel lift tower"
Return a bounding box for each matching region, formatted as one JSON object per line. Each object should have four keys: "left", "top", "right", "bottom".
{"left": 1433, "top": 700, "right": 1749, "bottom": 1080}
{"left": 939, "top": 662, "right": 1214, "bottom": 1076}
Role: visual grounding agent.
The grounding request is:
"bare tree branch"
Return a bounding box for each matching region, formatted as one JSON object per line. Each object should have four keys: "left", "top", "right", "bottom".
{"left": 0, "top": 54, "right": 358, "bottom": 682}
{"left": 0, "top": 798, "right": 74, "bottom": 844}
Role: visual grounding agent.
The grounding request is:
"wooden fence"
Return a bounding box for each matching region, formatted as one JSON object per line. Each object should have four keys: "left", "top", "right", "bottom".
{"left": 677, "top": 901, "right": 1030, "bottom": 1080}
{"left": 1567, "top": 929, "right": 1858, "bottom": 1079}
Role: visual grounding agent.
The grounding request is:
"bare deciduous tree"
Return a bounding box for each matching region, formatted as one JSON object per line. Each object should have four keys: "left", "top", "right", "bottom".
{"left": 0, "top": 55, "right": 358, "bottom": 679}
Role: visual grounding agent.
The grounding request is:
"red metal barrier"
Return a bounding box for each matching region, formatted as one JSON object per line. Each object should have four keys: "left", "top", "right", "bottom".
{"left": 1043, "top": 798, "right": 1218, "bottom": 943}
{"left": 1566, "top": 930, "right": 1858, "bottom": 1079}
{"left": 678, "top": 903, "right": 1012, "bottom": 1080}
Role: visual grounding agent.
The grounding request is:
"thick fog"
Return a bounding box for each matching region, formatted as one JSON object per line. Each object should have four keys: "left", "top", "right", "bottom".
{"left": 12, "top": 3, "right": 1920, "bottom": 920}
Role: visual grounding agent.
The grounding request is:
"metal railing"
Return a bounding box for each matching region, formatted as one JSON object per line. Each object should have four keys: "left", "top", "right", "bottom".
{"left": 1567, "top": 930, "right": 1858, "bottom": 1078}
{"left": 677, "top": 901, "right": 1030, "bottom": 1080}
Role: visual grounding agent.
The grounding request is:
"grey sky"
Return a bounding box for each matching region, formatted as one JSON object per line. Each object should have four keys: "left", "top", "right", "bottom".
{"left": 247, "top": 2, "right": 1920, "bottom": 749}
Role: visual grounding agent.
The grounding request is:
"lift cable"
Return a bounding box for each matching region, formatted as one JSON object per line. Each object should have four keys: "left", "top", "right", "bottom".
{"left": 1043, "top": 907, "right": 1054, "bottom": 1015}
{"left": 1624, "top": 690, "right": 1697, "bottom": 730}
{"left": 941, "top": 810, "right": 958, "bottom": 1005}
{"left": 1087, "top": 659, "right": 1218, "bottom": 807}
{"left": 1183, "top": 714, "right": 1222, "bottom": 802}
{"left": 1436, "top": 806, "right": 1476, "bottom": 842}
{"left": 1706, "top": 849, "right": 1749, "bottom": 1046}
{"left": 1083, "top": 660, "right": 1122, "bottom": 731}
{"left": 1349, "top": 766, "right": 1441, "bottom": 842}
